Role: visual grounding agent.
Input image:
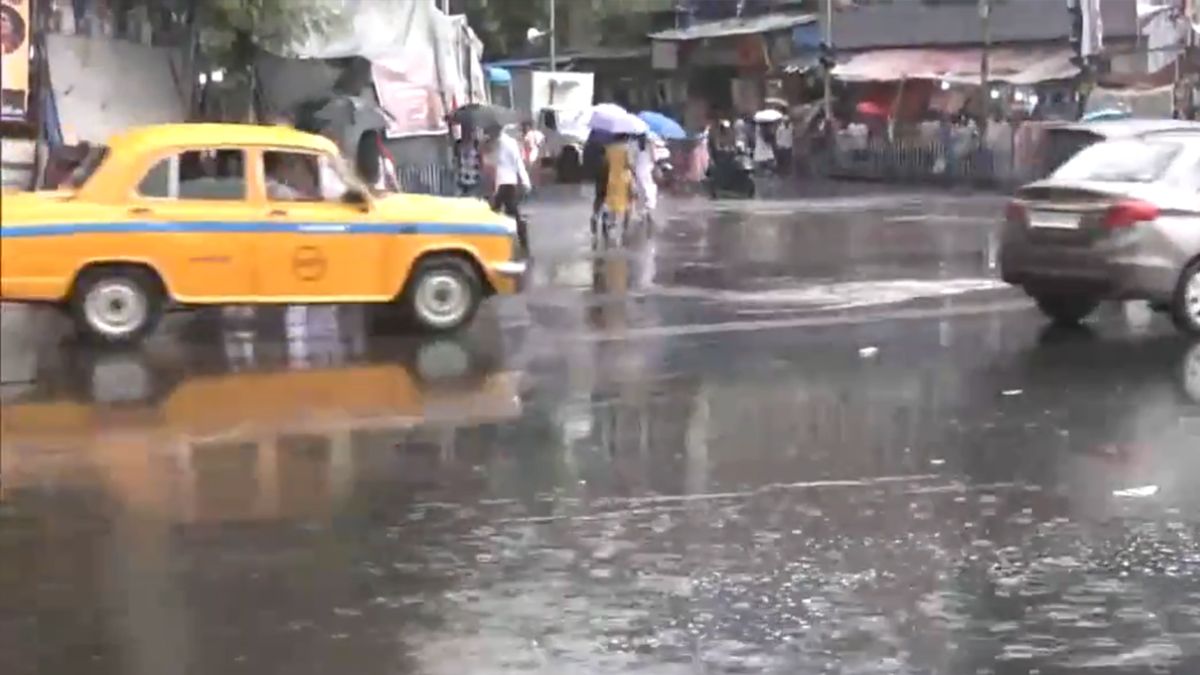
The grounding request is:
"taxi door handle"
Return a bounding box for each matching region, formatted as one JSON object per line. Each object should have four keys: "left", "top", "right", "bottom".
{"left": 269, "top": 209, "right": 288, "bottom": 217}
{"left": 128, "top": 207, "right": 153, "bottom": 216}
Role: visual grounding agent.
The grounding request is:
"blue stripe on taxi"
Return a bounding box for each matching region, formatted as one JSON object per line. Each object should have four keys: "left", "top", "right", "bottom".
{"left": 0, "top": 221, "right": 513, "bottom": 238}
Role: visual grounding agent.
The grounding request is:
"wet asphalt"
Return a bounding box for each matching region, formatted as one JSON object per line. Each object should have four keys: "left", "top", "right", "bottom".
{"left": 2, "top": 185, "right": 1200, "bottom": 675}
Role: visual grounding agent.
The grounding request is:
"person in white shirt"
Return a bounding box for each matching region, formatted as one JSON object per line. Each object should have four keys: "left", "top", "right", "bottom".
{"left": 774, "top": 117, "right": 793, "bottom": 174}
{"left": 753, "top": 122, "right": 776, "bottom": 170}
{"left": 488, "top": 124, "right": 531, "bottom": 253}
{"left": 632, "top": 134, "right": 659, "bottom": 225}
{"left": 521, "top": 121, "right": 545, "bottom": 183}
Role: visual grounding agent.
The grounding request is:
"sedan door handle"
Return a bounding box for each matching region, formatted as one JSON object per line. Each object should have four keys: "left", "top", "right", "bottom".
{"left": 269, "top": 209, "right": 288, "bottom": 217}
{"left": 128, "top": 207, "right": 153, "bottom": 216}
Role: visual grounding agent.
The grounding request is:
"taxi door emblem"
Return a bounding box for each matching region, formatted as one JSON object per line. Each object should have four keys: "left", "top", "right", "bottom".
{"left": 292, "top": 245, "right": 327, "bottom": 281}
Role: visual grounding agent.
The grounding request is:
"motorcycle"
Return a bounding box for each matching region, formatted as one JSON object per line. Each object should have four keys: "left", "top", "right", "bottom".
{"left": 705, "top": 147, "right": 756, "bottom": 199}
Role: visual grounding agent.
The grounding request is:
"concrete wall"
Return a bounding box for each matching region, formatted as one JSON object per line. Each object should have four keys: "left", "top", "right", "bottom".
{"left": 0, "top": 138, "right": 36, "bottom": 190}
{"left": 830, "top": 0, "right": 1139, "bottom": 51}
{"left": 47, "top": 33, "right": 188, "bottom": 143}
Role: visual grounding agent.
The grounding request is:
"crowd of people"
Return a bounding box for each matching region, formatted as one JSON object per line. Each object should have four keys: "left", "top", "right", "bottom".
{"left": 455, "top": 119, "right": 667, "bottom": 253}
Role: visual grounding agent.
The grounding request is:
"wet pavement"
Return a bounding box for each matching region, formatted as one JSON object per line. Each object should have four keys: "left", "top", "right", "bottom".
{"left": 3, "top": 187, "right": 1200, "bottom": 675}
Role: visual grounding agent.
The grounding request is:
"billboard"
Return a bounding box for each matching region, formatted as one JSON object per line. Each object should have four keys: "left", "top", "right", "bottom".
{"left": 1, "top": 0, "right": 30, "bottom": 123}
{"left": 372, "top": 53, "right": 448, "bottom": 138}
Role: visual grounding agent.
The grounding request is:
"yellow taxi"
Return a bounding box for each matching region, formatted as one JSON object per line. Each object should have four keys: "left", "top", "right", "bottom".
{"left": 0, "top": 123, "right": 524, "bottom": 345}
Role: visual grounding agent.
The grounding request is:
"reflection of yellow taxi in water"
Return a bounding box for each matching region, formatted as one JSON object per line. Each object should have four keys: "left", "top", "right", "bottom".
{"left": 0, "top": 345, "right": 521, "bottom": 520}
{"left": 0, "top": 124, "right": 524, "bottom": 345}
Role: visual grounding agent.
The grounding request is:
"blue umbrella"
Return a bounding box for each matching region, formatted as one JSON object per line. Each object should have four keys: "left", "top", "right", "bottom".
{"left": 637, "top": 111, "right": 687, "bottom": 140}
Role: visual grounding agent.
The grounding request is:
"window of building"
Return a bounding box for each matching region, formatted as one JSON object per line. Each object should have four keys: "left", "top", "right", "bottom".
{"left": 137, "top": 149, "right": 246, "bottom": 200}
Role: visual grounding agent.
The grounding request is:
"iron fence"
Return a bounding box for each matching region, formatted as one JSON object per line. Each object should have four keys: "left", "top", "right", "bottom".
{"left": 393, "top": 164, "right": 458, "bottom": 197}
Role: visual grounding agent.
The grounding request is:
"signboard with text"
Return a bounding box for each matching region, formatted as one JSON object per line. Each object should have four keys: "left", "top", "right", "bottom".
{"left": 1, "top": 0, "right": 31, "bottom": 122}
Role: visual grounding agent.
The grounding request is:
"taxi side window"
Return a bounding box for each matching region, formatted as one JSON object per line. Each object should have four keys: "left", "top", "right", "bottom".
{"left": 138, "top": 149, "right": 246, "bottom": 200}
{"left": 263, "top": 151, "right": 350, "bottom": 203}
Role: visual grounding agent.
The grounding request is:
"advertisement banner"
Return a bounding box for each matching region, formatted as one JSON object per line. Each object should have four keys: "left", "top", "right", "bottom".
{"left": 372, "top": 54, "right": 448, "bottom": 138}
{"left": 1, "top": 0, "right": 31, "bottom": 122}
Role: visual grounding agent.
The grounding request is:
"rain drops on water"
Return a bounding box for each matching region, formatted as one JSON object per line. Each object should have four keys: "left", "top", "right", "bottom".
{"left": 1112, "top": 485, "right": 1159, "bottom": 498}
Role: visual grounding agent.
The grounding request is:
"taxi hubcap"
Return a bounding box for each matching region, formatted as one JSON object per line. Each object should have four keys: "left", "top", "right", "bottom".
{"left": 84, "top": 281, "right": 147, "bottom": 337}
{"left": 415, "top": 272, "right": 469, "bottom": 328}
{"left": 1186, "top": 272, "right": 1200, "bottom": 326}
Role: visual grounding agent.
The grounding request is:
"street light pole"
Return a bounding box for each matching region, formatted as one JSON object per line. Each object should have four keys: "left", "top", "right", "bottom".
{"left": 822, "top": 0, "right": 833, "bottom": 124}
{"left": 980, "top": 0, "right": 991, "bottom": 136}
{"left": 549, "top": 0, "right": 557, "bottom": 72}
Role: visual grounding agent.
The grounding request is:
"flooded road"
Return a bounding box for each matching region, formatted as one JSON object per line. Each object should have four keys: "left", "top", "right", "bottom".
{"left": 3, "top": 190, "right": 1200, "bottom": 674}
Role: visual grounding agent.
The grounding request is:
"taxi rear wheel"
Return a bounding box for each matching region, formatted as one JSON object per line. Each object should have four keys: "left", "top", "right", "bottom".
{"left": 403, "top": 255, "right": 482, "bottom": 333}
{"left": 69, "top": 265, "right": 165, "bottom": 346}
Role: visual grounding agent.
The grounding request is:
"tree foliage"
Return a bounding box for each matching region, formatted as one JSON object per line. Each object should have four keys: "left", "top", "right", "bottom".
{"left": 199, "top": 0, "right": 348, "bottom": 69}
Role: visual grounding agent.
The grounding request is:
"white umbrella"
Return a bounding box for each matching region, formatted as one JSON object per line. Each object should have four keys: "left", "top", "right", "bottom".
{"left": 589, "top": 104, "right": 647, "bottom": 135}
{"left": 753, "top": 108, "right": 785, "bottom": 123}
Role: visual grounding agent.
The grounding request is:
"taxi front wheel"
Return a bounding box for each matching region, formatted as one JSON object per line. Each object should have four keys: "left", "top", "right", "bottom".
{"left": 403, "top": 255, "right": 482, "bottom": 333}
{"left": 69, "top": 265, "right": 165, "bottom": 346}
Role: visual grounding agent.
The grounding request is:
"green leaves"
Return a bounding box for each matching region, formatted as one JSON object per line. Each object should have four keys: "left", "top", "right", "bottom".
{"left": 200, "top": 0, "right": 350, "bottom": 68}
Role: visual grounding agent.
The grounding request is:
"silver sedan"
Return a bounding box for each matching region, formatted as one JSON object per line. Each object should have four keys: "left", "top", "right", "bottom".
{"left": 999, "top": 129, "right": 1200, "bottom": 334}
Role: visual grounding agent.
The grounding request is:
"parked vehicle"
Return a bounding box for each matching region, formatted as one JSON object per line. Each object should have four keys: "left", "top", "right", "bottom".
{"left": 999, "top": 128, "right": 1200, "bottom": 334}
{"left": 511, "top": 70, "right": 594, "bottom": 182}
{"left": 0, "top": 124, "right": 525, "bottom": 345}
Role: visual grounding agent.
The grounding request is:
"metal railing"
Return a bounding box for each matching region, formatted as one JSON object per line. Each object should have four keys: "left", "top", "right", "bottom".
{"left": 393, "top": 165, "right": 458, "bottom": 197}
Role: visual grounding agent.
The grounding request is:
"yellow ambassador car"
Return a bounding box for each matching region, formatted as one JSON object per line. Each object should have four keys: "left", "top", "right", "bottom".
{"left": 0, "top": 124, "right": 524, "bottom": 345}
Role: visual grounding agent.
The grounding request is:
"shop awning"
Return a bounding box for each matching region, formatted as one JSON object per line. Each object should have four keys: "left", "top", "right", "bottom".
{"left": 649, "top": 12, "right": 816, "bottom": 41}
{"left": 833, "top": 46, "right": 1078, "bottom": 85}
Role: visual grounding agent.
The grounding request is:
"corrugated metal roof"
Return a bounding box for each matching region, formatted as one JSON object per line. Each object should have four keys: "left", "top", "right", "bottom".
{"left": 649, "top": 12, "right": 816, "bottom": 41}
{"left": 831, "top": 0, "right": 1138, "bottom": 50}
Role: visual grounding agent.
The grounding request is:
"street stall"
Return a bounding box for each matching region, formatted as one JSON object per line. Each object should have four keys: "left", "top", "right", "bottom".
{"left": 825, "top": 45, "right": 1080, "bottom": 186}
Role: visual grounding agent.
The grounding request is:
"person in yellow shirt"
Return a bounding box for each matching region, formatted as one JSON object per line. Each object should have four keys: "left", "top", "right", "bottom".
{"left": 600, "top": 135, "right": 633, "bottom": 243}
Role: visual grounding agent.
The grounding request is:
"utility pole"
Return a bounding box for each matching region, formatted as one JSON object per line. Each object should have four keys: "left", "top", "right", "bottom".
{"left": 549, "top": 0, "right": 557, "bottom": 72}
{"left": 822, "top": 0, "right": 833, "bottom": 124}
{"left": 979, "top": 0, "right": 991, "bottom": 136}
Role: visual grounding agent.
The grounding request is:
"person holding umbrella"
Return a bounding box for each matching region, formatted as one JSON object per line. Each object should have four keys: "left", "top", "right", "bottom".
{"left": 487, "top": 123, "right": 531, "bottom": 254}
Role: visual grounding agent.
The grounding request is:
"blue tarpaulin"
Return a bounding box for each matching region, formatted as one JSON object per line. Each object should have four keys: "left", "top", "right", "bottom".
{"left": 486, "top": 66, "right": 512, "bottom": 84}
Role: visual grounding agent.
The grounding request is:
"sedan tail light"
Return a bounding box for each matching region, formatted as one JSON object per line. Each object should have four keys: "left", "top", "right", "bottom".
{"left": 1103, "top": 200, "right": 1160, "bottom": 229}
{"left": 1005, "top": 200, "right": 1027, "bottom": 225}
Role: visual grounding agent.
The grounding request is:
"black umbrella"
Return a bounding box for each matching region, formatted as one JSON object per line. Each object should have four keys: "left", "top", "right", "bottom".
{"left": 293, "top": 94, "right": 393, "bottom": 135}
{"left": 451, "top": 103, "right": 518, "bottom": 131}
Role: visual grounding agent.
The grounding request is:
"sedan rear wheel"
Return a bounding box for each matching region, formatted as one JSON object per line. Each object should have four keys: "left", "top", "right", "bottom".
{"left": 1032, "top": 293, "right": 1099, "bottom": 326}
{"left": 1171, "top": 261, "right": 1200, "bottom": 335}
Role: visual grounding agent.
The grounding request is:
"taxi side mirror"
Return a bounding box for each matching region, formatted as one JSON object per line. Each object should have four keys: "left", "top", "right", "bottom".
{"left": 342, "top": 188, "right": 371, "bottom": 212}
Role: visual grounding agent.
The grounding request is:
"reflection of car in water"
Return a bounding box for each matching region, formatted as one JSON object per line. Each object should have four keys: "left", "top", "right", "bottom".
{"left": 0, "top": 336, "right": 521, "bottom": 521}
{"left": 966, "top": 332, "right": 1200, "bottom": 517}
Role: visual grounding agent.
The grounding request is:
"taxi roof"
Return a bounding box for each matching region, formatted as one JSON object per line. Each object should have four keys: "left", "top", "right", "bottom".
{"left": 105, "top": 123, "right": 340, "bottom": 155}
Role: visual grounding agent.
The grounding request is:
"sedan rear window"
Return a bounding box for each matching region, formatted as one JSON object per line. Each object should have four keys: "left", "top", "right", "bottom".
{"left": 1052, "top": 140, "right": 1182, "bottom": 183}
